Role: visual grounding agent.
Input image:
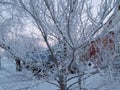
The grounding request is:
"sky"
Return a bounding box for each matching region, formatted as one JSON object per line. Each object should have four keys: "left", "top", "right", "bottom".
{"left": 91, "top": 0, "right": 101, "bottom": 16}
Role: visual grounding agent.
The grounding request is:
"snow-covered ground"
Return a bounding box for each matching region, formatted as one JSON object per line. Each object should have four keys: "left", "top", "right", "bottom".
{"left": 0, "top": 57, "right": 58, "bottom": 90}
{"left": 0, "top": 57, "right": 120, "bottom": 90}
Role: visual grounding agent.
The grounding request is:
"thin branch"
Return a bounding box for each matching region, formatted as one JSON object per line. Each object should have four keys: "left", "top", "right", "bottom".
{"left": 47, "top": 81, "right": 60, "bottom": 88}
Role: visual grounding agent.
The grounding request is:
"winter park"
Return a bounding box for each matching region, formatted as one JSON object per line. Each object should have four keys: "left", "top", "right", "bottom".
{"left": 0, "top": 0, "right": 120, "bottom": 90}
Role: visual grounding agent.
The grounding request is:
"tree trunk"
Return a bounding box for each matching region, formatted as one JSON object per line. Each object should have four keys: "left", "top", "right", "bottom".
{"left": 58, "top": 75, "right": 66, "bottom": 90}
{"left": 60, "top": 83, "right": 66, "bottom": 90}
{"left": 15, "top": 58, "right": 22, "bottom": 71}
{"left": 78, "top": 73, "right": 82, "bottom": 90}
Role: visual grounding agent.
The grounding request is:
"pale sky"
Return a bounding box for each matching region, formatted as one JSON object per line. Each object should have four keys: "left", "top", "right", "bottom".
{"left": 92, "top": 0, "right": 101, "bottom": 16}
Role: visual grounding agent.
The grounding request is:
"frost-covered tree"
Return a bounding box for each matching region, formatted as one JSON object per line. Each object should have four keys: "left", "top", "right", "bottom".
{"left": 0, "top": 0, "right": 119, "bottom": 90}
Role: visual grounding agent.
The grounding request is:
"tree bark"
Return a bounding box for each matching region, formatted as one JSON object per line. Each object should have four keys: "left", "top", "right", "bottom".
{"left": 15, "top": 58, "right": 22, "bottom": 71}
{"left": 58, "top": 75, "right": 66, "bottom": 90}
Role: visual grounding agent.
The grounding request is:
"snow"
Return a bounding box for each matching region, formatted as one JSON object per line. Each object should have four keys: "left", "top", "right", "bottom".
{"left": 0, "top": 57, "right": 120, "bottom": 90}
{"left": 0, "top": 87, "right": 3, "bottom": 90}
{"left": 0, "top": 57, "right": 58, "bottom": 90}
{"left": 83, "top": 73, "right": 104, "bottom": 89}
